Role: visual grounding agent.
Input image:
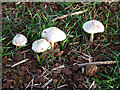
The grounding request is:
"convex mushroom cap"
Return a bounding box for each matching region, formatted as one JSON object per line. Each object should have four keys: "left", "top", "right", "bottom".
{"left": 41, "top": 27, "right": 66, "bottom": 48}
{"left": 32, "top": 39, "right": 51, "bottom": 53}
{"left": 83, "top": 20, "right": 104, "bottom": 42}
{"left": 12, "top": 34, "right": 27, "bottom": 46}
{"left": 83, "top": 20, "right": 104, "bottom": 34}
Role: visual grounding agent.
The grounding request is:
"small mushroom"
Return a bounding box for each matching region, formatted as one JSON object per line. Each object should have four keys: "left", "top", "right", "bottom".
{"left": 32, "top": 39, "right": 51, "bottom": 53}
{"left": 41, "top": 27, "right": 66, "bottom": 49}
{"left": 12, "top": 34, "right": 27, "bottom": 47}
{"left": 83, "top": 20, "right": 104, "bottom": 42}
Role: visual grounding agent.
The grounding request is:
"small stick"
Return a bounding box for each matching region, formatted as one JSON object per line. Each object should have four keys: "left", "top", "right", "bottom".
{"left": 41, "top": 79, "right": 53, "bottom": 88}
{"left": 31, "top": 76, "right": 34, "bottom": 90}
{"left": 77, "top": 61, "right": 119, "bottom": 67}
{"left": 25, "top": 76, "right": 34, "bottom": 90}
{"left": 21, "top": 49, "right": 31, "bottom": 53}
{"left": 58, "top": 84, "right": 68, "bottom": 88}
{"left": 70, "top": 42, "right": 79, "bottom": 45}
{"left": 11, "top": 59, "right": 29, "bottom": 67}
{"left": 51, "top": 65, "right": 65, "bottom": 71}
{"left": 89, "top": 81, "right": 95, "bottom": 90}
{"left": 52, "top": 9, "right": 88, "bottom": 22}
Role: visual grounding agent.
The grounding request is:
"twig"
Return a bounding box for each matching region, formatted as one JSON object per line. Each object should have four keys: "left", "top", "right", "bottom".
{"left": 11, "top": 59, "right": 29, "bottom": 67}
{"left": 40, "top": 69, "right": 48, "bottom": 77}
{"left": 89, "top": 81, "right": 95, "bottom": 90}
{"left": 33, "top": 84, "right": 41, "bottom": 88}
{"left": 21, "top": 49, "right": 31, "bottom": 53}
{"left": 81, "top": 52, "right": 92, "bottom": 59}
{"left": 52, "top": 9, "right": 88, "bottom": 22}
{"left": 58, "top": 84, "right": 68, "bottom": 88}
{"left": 26, "top": 69, "right": 31, "bottom": 75}
{"left": 31, "top": 76, "right": 34, "bottom": 90}
{"left": 51, "top": 65, "right": 65, "bottom": 71}
{"left": 70, "top": 42, "right": 79, "bottom": 45}
{"left": 115, "top": 42, "right": 120, "bottom": 45}
{"left": 41, "top": 79, "right": 53, "bottom": 88}
{"left": 65, "top": 5, "right": 71, "bottom": 10}
{"left": 82, "top": 83, "right": 88, "bottom": 88}
{"left": 25, "top": 76, "right": 34, "bottom": 90}
{"left": 77, "top": 61, "right": 119, "bottom": 67}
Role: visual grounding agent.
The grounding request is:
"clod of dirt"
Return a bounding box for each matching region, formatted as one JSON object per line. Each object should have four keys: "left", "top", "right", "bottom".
{"left": 72, "top": 64, "right": 79, "bottom": 71}
{"left": 39, "top": 77, "right": 46, "bottom": 83}
{"left": 37, "top": 69, "right": 42, "bottom": 75}
{"left": 21, "top": 66, "right": 26, "bottom": 71}
{"left": 54, "top": 79, "right": 58, "bottom": 84}
{"left": 18, "top": 69, "right": 25, "bottom": 76}
{"left": 2, "top": 56, "right": 8, "bottom": 64}
{"left": 62, "top": 68, "right": 72, "bottom": 76}
{"left": 13, "top": 81, "right": 18, "bottom": 88}
{"left": 26, "top": 75, "right": 31, "bottom": 81}
{"left": 19, "top": 82, "right": 24, "bottom": 89}
{"left": 3, "top": 84, "right": 7, "bottom": 89}
{"left": 34, "top": 77, "right": 39, "bottom": 83}
{"left": 78, "top": 83, "right": 83, "bottom": 88}
{"left": 73, "top": 74, "right": 80, "bottom": 81}
{"left": 18, "top": 81, "right": 24, "bottom": 89}
{"left": 70, "top": 55, "right": 75, "bottom": 61}
{"left": 86, "top": 64, "right": 98, "bottom": 76}
{"left": 69, "top": 82, "right": 74, "bottom": 87}
{"left": 7, "top": 79, "right": 13, "bottom": 86}
{"left": 53, "top": 73, "right": 58, "bottom": 78}
{"left": 14, "top": 51, "right": 23, "bottom": 61}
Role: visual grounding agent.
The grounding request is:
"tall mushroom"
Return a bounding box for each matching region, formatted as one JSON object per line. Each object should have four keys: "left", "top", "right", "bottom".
{"left": 83, "top": 20, "right": 104, "bottom": 42}
{"left": 32, "top": 39, "right": 51, "bottom": 53}
{"left": 41, "top": 27, "right": 66, "bottom": 49}
{"left": 12, "top": 34, "right": 27, "bottom": 47}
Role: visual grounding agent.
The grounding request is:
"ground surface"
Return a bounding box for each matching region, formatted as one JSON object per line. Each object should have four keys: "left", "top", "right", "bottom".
{"left": 1, "top": 2, "right": 120, "bottom": 89}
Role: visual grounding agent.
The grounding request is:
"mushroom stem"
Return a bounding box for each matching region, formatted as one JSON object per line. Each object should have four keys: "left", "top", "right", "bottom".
{"left": 90, "top": 33, "right": 94, "bottom": 42}
{"left": 51, "top": 42, "right": 54, "bottom": 49}
{"left": 16, "top": 45, "right": 17, "bottom": 48}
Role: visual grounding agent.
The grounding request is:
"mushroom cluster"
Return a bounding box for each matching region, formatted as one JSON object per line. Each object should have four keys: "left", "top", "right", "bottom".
{"left": 12, "top": 27, "right": 66, "bottom": 53}
{"left": 32, "top": 27, "right": 66, "bottom": 53}
{"left": 12, "top": 20, "right": 104, "bottom": 53}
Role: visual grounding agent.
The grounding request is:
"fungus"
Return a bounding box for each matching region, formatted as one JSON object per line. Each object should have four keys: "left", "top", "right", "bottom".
{"left": 12, "top": 34, "right": 27, "bottom": 47}
{"left": 32, "top": 39, "right": 51, "bottom": 53}
{"left": 83, "top": 20, "right": 104, "bottom": 42}
{"left": 41, "top": 27, "right": 66, "bottom": 48}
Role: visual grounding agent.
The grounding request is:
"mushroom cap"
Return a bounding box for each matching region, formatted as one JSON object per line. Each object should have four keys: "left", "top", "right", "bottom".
{"left": 41, "top": 27, "right": 66, "bottom": 43}
{"left": 83, "top": 20, "right": 104, "bottom": 34}
{"left": 32, "top": 39, "right": 51, "bottom": 53}
{"left": 12, "top": 34, "right": 27, "bottom": 46}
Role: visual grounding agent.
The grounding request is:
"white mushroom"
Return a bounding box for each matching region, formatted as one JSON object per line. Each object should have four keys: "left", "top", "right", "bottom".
{"left": 83, "top": 20, "right": 104, "bottom": 42}
{"left": 32, "top": 39, "right": 51, "bottom": 53}
{"left": 12, "top": 34, "right": 27, "bottom": 47}
{"left": 41, "top": 27, "right": 66, "bottom": 49}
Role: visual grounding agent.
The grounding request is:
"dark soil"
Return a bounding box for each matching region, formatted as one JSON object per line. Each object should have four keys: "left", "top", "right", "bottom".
{"left": 2, "top": 2, "right": 120, "bottom": 89}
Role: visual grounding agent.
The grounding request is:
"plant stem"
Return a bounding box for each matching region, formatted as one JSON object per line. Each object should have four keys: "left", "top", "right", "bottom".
{"left": 90, "top": 33, "right": 94, "bottom": 42}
